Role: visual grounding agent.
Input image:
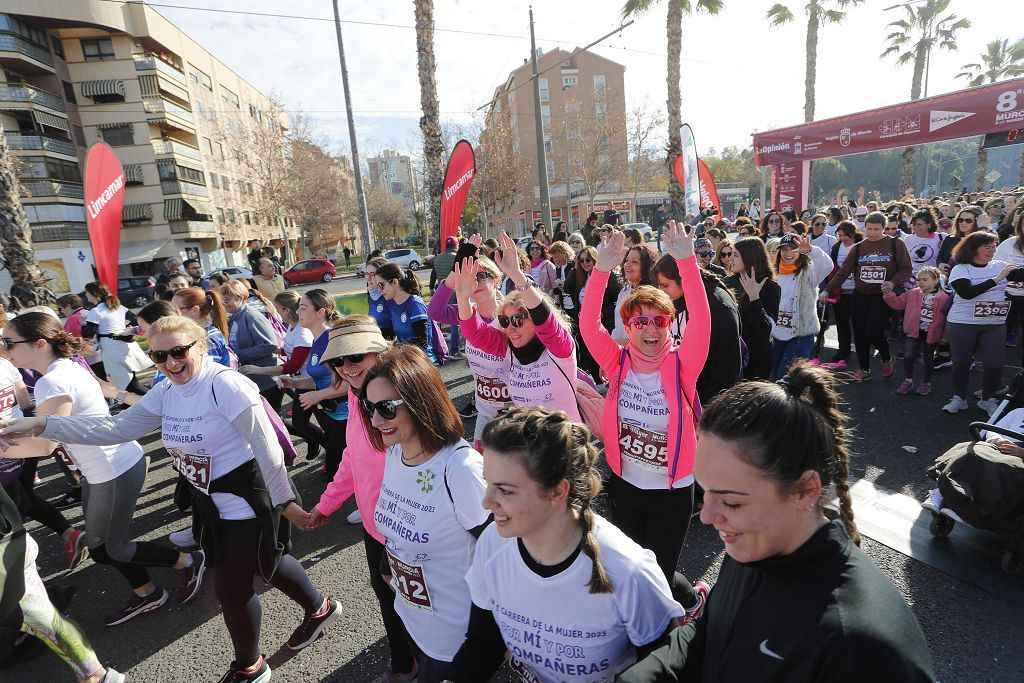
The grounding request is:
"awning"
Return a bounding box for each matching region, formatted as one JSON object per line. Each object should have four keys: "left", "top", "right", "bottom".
{"left": 138, "top": 75, "right": 159, "bottom": 97}
{"left": 124, "top": 164, "right": 144, "bottom": 184}
{"left": 165, "top": 197, "right": 214, "bottom": 221}
{"left": 32, "top": 110, "right": 69, "bottom": 132}
{"left": 163, "top": 198, "right": 183, "bottom": 221}
{"left": 96, "top": 121, "right": 130, "bottom": 129}
{"left": 122, "top": 203, "right": 152, "bottom": 222}
{"left": 81, "top": 79, "right": 125, "bottom": 98}
{"left": 119, "top": 239, "right": 168, "bottom": 264}
{"left": 182, "top": 198, "right": 214, "bottom": 219}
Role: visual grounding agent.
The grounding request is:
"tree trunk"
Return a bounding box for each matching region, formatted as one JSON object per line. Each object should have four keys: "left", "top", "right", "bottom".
{"left": 414, "top": 0, "right": 446, "bottom": 244}
{"left": 0, "top": 119, "right": 50, "bottom": 306}
{"left": 901, "top": 46, "right": 928, "bottom": 195}
{"left": 1018, "top": 146, "right": 1024, "bottom": 186}
{"left": 804, "top": 3, "right": 818, "bottom": 123}
{"left": 975, "top": 141, "right": 989, "bottom": 191}
{"left": 665, "top": 0, "right": 684, "bottom": 219}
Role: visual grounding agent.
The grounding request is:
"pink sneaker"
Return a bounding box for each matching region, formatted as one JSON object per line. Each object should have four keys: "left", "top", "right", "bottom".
{"left": 823, "top": 359, "right": 847, "bottom": 371}
{"left": 680, "top": 580, "right": 711, "bottom": 627}
{"left": 896, "top": 379, "right": 914, "bottom": 395}
{"left": 915, "top": 383, "right": 932, "bottom": 396}
{"left": 881, "top": 360, "right": 895, "bottom": 378}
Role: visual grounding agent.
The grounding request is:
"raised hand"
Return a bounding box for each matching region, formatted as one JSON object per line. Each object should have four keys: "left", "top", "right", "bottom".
{"left": 494, "top": 232, "right": 524, "bottom": 280}
{"left": 452, "top": 257, "right": 479, "bottom": 299}
{"left": 793, "top": 234, "right": 811, "bottom": 253}
{"left": 470, "top": 233, "right": 482, "bottom": 248}
{"left": 739, "top": 270, "right": 766, "bottom": 301}
{"left": 663, "top": 220, "right": 695, "bottom": 261}
{"left": 595, "top": 231, "right": 628, "bottom": 272}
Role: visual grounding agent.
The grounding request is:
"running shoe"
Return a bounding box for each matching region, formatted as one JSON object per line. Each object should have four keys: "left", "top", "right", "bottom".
{"left": 849, "top": 370, "right": 871, "bottom": 382}
{"left": 921, "top": 488, "right": 943, "bottom": 514}
{"left": 915, "top": 383, "right": 932, "bottom": 396}
{"left": 346, "top": 509, "right": 362, "bottom": 524}
{"left": 977, "top": 398, "right": 999, "bottom": 417}
{"left": 458, "top": 402, "right": 478, "bottom": 418}
{"left": 823, "top": 359, "right": 848, "bottom": 371}
{"left": 218, "top": 656, "right": 271, "bottom": 683}
{"left": 942, "top": 395, "right": 968, "bottom": 414}
{"left": 64, "top": 529, "right": 88, "bottom": 570}
{"left": 169, "top": 527, "right": 198, "bottom": 549}
{"left": 881, "top": 360, "right": 895, "bottom": 378}
{"left": 176, "top": 549, "right": 206, "bottom": 604}
{"left": 940, "top": 505, "right": 966, "bottom": 524}
{"left": 52, "top": 488, "right": 82, "bottom": 510}
{"left": 933, "top": 357, "right": 953, "bottom": 370}
{"left": 287, "top": 596, "right": 342, "bottom": 650}
{"left": 372, "top": 660, "right": 419, "bottom": 683}
{"left": 105, "top": 587, "right": 168, "bottom": 626}
{"left": 100, "top": 669, "right": 127, "bottom": 683}
{"left": 896, "top": 379, "right": 914, "bottom": 395}
{"left": 679, "top": 580, "right": 710, "bottom": 627}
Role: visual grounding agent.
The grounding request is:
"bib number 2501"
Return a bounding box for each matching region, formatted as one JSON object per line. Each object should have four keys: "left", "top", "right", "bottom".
{"left": 387, "top": 551, "right": 433, "bottom": 612}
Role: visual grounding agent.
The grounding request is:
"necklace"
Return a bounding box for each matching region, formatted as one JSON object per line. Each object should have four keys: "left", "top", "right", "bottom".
{"left": 401, "top": 448, "right": 428, "bottom": 466}
{"left": 530, "top": 525, "right": 584, "bottom": 566}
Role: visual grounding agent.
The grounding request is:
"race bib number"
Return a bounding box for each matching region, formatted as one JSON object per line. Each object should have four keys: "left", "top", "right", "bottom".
{"left": 920, "top": 304, "right": 934, "bottom": 329}
{"left": 1007, "top": 281, "right": 1024, "bottom": 296}
{"left": 860, "top": 265, "right": 887, "bottom": 284}
{"left": 973, "top": 300, "right": 1010, "bottom": 321}
{"left": 387, "top": 551, "right": 433, "bottom": 612}
{"left": 776, "top": 310, "right": 795, "bottom": 330}
{"left": 509, "top": 657, "right": 542, "bottom": 683}
{"left": 53, "top": 443, "right": 75, "bottom": 468}
{"left": 168, "top": 448, "right": 212, "bottom": 493}
{"left": 475, "top": 376, "right": 511, "bottom": 404}
{"left": 618, "top": 422, "right": 669, "bottom": 472}
{"left": 0, "top": 386, "right": 15, "bottom": 414}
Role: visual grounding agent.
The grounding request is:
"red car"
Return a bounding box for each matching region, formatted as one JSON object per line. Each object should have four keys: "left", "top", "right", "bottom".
{"left": 283, "top": 258, "right": 336, "bottom": 286}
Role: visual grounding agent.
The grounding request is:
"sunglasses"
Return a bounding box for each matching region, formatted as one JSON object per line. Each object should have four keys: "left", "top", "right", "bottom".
{"left": 628, "top": 314, "right": 671, "bottom": 329}
{"left": 957, "top": 217, "right": 975, "bottom": 223}
{"left": 721, "top": 250, "right": 734, "bottom": 258}
{"left": 475, "top": 272, "right": 494, "bottom": 282}
{"left": 359, "top": 398, "right": 406, "bottom": 420}
{"left": 529, "top": 246, "right": 543, "bottom": 251}
{"left": 147, "top": 341, "right": 197, "bottom": 364}
{"left": 376, "top": 281, "right": 387, "bottom": 291}
{"left": 0, "top": 337, "right": 36, "bottom": 350}
{"left": 768, "top": 218, "right": 782, "bottom": 224}
{"left": 326, "top": 353, "right": 366, "bottom": 367}
{"left": 569, "top": 240, "right": 583, "bottom": 246}
{"left": 697, "top": 251, "right": 715, "bottom": 258}
{"left": 813, "top": 222, "right": 826, "bottom": 227}
{"left": 497, "top": 313, "right": 529, "bottom": 328}
{"left": 579, "top": 257, "right": 594, "bottom": 264}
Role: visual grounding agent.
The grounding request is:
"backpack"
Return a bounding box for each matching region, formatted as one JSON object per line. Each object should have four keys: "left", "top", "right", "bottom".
{"left": 264, "top": 311, "right": 288, "bottom": 354}
{"left": 430, "top": 319, "right": 449, "bottom": 366}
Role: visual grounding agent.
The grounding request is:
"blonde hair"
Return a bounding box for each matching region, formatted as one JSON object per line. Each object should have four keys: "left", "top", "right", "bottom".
{"left": 18, "top": 305, "right": 59, "bottom": 320}
{"left": 547, "top": 241, "right": 574, "bottom": 264}
{"left": 220, "top": 279, "right": 251, "bottom": 301}
{"left": 147, "top": 316, "right": 209, "bottom": 355}
{"left": 502, "top": 289, "right": 571, "bottom": 331}
{"left": 475, "top": 255, "right": 502, "bottom": 281}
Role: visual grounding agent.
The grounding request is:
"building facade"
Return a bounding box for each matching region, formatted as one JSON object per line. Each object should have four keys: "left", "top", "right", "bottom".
{"left": 0, "top": 1, "right": 300, "bottom": 295}
{"left": 482, "top": 47, "right": 628, "bottom": 236}
{"left": 366, "top": 149, "right": 419, "bottom": 215}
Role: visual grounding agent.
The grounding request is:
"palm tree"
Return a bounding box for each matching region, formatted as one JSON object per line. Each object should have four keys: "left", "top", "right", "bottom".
{"left": 880, "top": 0, "right": 971, "bottom": 194}
{"left": 0, "top": 119, "right": 50, "bottom": 306}
{"left": 956, "top": 39, "right": 1024, "bottom": 189}
{"left": 766, "top": 1, "right": 864, "bottom": 123}
{"left": 414, "top": 0, "right": 445, "bottom": 243}
{"left": 622, "top": 0, "right": 723, "bottom": 217}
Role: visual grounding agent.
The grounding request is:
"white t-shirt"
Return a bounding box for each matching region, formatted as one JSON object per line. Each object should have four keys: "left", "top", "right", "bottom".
{"left": 995, "top": 237, "right": 1024, "bottom": 299}
{"left": 611, "top": 283, "right": 635, "bottom": 344}
{"left": 373, "top": 440, "right": 489, "bottom": 661}
{"left": 835, "top": 242, "right": 856, "bottom": 292}
{"left": 902, "top": 233, "right": 942, "bottom": 275}
{"left": 467, "top": 515, "right": 683, "bottom": 683}
{"left": 0, "top": 359, "right": 24, "bottom": 483}
{"left": 983, "top": 407, "right": 1024, "bottom": 443}
{"left": 810, "top": 231, "right": 837, "bottom": 253}
{"left": 283, "top": 323, "right": 314, "bottom": 358}
{"left": 84, "top": 302, "right": 128, "bottom": 335}
{"left": 465, "top": 328, "right": 512, "bottom": 441}
{"left": 509, "top": 348, "right": 582, "bottom": 422}
{"left": 35, "top": 358, "right": 142, "bottom": 484}
{"left": 137, "top": 359, "right": 264, "bottom": 519}
{"left": 617, "top": 370, "right": 689, "bottom": 490}
{"left": 947, "top": 261, "right": 1012, "bottom": 325}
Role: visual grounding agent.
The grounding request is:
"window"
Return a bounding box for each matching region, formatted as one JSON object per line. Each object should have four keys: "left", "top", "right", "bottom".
{"left": 99, "top": 124, "right": 133, "bottom": 146}
{"left": 201, "top": 137, "right": 212, "bottom": 155}
{"left": 225, "top": 208, "right": 235, "bottom": 223}
{"left": 243, "top": 211, "right": 251, "bottom": 225}
{"left": 51, "top": 37, "right": 65, "bottom": 59}
{"left": 24, "top": 204, "right": 86, "bottom": 223}
{"left": 595, "top": 101, "right": 607, "bottom": 123}
{"left": 196, "top": 101, "right": 205, "bottom": 119}
{"left": 544, "top": 138, "right": 552, "bottom": 153}
{"left": 541, "top": 105, "right": 550, "bottom": 129}
{"left": 248, "top": 104, "right": 258, "bottom": 119}
{"left": 538, "top": 78, "right": 549, "bottom": 102}
{"left": 188, "top": 64, "right": 212, "bottom": 91}
{"left": 214, "top": 142, "right": 224, "bottom": 159}
{"left": 598, "top": 134, "right": 608, "bottom": 151}
{"left": 216, "top": 206, "right": 225, "bottom": 223}
{"left": 81, "top": 38, "right": 115, "bottom": 62}
{"left": 237, "top": 181, "right": 245, "bottom": 196}
{"left": 209, "top": 173, "right": 219, "bottom": 189}
{"left": 61, "top": 81, "right": 76, "bottom": 104}
{"left": 593, "top": 74, "right": 606, "bottom": 97}
{"left": 247, "top": 182, "right": 254, "bottom": 195}
{"left": 221, "top": 175, "right": 229, "bottom": 191}
{"left": 562, "top": 76, "right": 578, "bottom": 87}
{"left": 220, "top": 86, "right": 239, "bottom": 109}
{"left": 72, "top": 125, "right": 85, "bottom": 148}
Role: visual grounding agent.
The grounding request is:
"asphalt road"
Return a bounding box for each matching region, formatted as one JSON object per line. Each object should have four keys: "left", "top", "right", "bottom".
{"left": 7, "top": 337, "right": 1024, "bottom": 682}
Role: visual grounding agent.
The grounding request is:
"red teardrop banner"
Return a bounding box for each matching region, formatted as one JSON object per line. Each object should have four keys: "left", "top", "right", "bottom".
{"left": 84, "top": 142, "right": 125, "bottom": 295}
{"left": 439, "top": 140, "right": 476, "bottom": 247}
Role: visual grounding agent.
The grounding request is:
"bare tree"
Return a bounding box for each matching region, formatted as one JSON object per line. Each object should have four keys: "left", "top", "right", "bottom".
{"left": 0, "top": 118, "right": 50, "bottom": 305}
{"left": 365, "top": 183, "right": 411, "bottom": 247}
{"left": 627, "top": 100, "right": 666, "bottom": 217}
{"left": 286, "top": 138, "right": 356, "bottom": 258}
{"left": 562, "top": 95, "right": 629, "bottom": 217}
{"left": 415, "top": 0, "right": 446, "bottom": 239}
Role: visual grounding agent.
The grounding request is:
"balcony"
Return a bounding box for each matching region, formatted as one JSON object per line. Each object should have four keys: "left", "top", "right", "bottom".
{"left": 21, "top": 180, "right": 84, "bottom": 199}
{"left": 0, "top": 82, "right": 65, "bottom": 112}
{"left": 151, "top": 138, "right": 203, "bottom": 162}
{"left": 160, "top": 178, "right": 208, "bottom": 197}
{"left": 0, "top": 33, "right": 54, "bottom": 71}
{"left": 144, "top": 96, "right": 194, "bottom": 131}
{"left": 169, "top": 220, "right": 216, "bottom": 236}
{"left": 31, "top": 222, "right": 89, "bottom": 242}
{"left": 134, "top": 54, "right": 187, "bottom": 86}
{"left": 5, "top": 132, "right": 75, "bottom": 157}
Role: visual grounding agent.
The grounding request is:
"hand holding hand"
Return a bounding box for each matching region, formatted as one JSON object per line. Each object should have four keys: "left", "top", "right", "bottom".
{"left": 283, "top": 503, "right": 311, "bottom": 531}
{"left": 0, "top": 417, "right": 47, "bottom": 451}
{"left": 738, "top": 270, "right": 766, "bottom": 301}
{"left": 880, "top": 281, "right": 894, "bottom": 295}
{"left": 279, "top": 376, "right": 295, "bottom": 389}
{"left": 306, "top": 508, "right": 330, "bottom": 530}
{"left": 97, "top": 378, "right": 120, "bottom": 399}
{"left": 595, "top": 231, "right": 628, "bottom": 272}
{"left": 997, "top": 264, "right": 1017, "bottom": 283}
{"left": 663, "top": 220, "right": 695, "bottom": 261}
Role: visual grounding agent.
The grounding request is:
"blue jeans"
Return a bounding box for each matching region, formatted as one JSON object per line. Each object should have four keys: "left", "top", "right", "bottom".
{"left": 772, "top": 334, "right": 815, "bottom": 379}
{"left": 448, "top": 322, "right": 461, "bottom": 354}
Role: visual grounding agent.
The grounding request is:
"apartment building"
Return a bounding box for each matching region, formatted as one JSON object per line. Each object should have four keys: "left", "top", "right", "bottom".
{"left": 366, "top": 149, "right": 420, "bottom": 215}
{"left": 482, "top": 47, "right": 628, "bottom": 236}
{"left": 0, "top": 1, "right": 300, "bottom": 295}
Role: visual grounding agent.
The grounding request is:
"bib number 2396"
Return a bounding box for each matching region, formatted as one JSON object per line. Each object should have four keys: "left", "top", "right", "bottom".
{"left": 387, "top": 551, "right": 433, "bottom": 612}
{"left": 974, "top": 300, "right": 1010, "bottom": 320}
{"left": 168, "top": 448, "right": 212, "bottom": 493}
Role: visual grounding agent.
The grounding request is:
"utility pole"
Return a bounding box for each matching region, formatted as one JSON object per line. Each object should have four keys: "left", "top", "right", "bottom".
{"left": 562, "top": 83, "right": 573, "bottom": 228}
{"left": 529, "top": 6, "right": 552, "bottom": 232}
{"left": 332, "top": 0, "right": 373, "bottom": 255}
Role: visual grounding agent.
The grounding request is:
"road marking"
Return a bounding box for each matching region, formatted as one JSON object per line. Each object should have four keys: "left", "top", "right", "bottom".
{"left": 848, "top": 478, "right": 1024, "bottom": 607}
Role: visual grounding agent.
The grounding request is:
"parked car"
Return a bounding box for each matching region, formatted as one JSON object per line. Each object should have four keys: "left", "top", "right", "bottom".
{"left": 622, "top": 222, "right": 654, "bottom": 242}
{"left": 118, "top": 276, "right": 156, "bottom": 308}
{"left": 356, "top": 248, "right": 425, "bottom": 276}
{"left": 208, "top": 266, "right": 254, "bottom": 281}
{"left": 283, "top": 258, "right": 336, "bottom": 286}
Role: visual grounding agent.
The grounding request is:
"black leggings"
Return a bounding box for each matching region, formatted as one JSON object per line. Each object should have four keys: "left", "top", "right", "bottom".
{"left": 314, "top": 411, "right": 347, "bottom": 479}
{"left": 832, "top": 295, "right": 854, "bottom": 361}
{"left": 363, "top": 531, "right": 416, "bottom": 674}
{"left": 214, "top": 518, "right": 323, "bottom": 666}
{"left": 260, "top": 385, "right": 284, "bottom": 415}
{"left": 851, "top": 292, "right": 893, "bottom": 370}
{"left": 288, "top": 391, "right": 327, "bottom": 458}
{"left": 606, "top": 474, "right": 697, "bottom": 608}
{"left": 11, "top": 459, "right": 70, "bottom": 536}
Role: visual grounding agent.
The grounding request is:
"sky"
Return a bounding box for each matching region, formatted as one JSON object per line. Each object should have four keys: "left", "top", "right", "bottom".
{"left": 148, "top": 0, "right": 1013, "bottom": 161}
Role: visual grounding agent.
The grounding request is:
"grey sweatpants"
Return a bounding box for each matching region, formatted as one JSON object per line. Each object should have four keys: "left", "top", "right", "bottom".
{"left": 947, "top": 321, "right": 1006, "bottom": 400}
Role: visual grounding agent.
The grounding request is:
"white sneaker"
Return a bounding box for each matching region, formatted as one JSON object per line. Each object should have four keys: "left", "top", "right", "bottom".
{"left": 940, "top": 505, "right": 966, "bottom": 524}
{"left": 942, "top": 396, "right": 968, "bottom": 413}
{"left": 346, "top": 509, "right": 361, "bottom": 524}
{"left": 977, "top": 398, "right": 999, "bottom": 416}
{"left": 921, "top": 488, "right": 943, "bottom": 514}
{"left": 169, "top": 527, "right": 197, "bottom": 548}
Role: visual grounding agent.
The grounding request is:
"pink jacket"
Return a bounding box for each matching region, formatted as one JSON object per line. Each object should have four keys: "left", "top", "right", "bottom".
{"left": 580, "top": 257, "right": 710, "bottom": 486}
{"left": 883, "top": 288, "right": 949, "bottom": 344}
{"left": 315, "top": 391, "right": 385, "bottom": 542}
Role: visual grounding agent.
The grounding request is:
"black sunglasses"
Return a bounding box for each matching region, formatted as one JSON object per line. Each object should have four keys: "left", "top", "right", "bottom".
{"left": 497, "top": 313, "right": 529, "bottom": 328}
{"left": 475, "top": 272, "right": 493, "bottom": 282}
{"left": 579, "top": 256, "right": 594, "bottom": 264}
{"left": 148, "top": 341, "right": 197, "bottom": 364}
{"left": 768, "top": 218, "right": 782, "bottom": 224}
{"left": 0, "top": 337, "right": 36, "bottom": 350}
{"left": 697, "top": 251, "right": 715, "bottom": 258}
{"left": 957, "top": 217, "right": 975, "bottom": 223}
{"left": 326, "top": 353, "right": 366, "bottom": 367}
{"left": 529, "top": 246, "right": 543, "bottom": 251}
{"left": 359, "top": 398, "right": 406, "bottom": 420}
{"left": 813, "top": 222, "right": 826, "bottom": 227}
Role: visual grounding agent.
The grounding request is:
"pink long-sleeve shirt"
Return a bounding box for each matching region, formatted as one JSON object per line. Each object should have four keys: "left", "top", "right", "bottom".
{"left": 580, "top": 257, "right": 710, "bottom": 486}
{"left": 314, "top": 391, "right": 385, "bottom": 542}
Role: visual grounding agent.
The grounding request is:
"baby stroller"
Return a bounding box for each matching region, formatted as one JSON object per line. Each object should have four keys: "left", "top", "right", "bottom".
{"left": 925, "top": 371, "right": 1024, "bottom": 575}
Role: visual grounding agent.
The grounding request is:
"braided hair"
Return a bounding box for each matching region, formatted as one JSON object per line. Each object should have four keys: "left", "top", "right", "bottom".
{"left": 481, "top": 406, "right": 612, "bottom": 593}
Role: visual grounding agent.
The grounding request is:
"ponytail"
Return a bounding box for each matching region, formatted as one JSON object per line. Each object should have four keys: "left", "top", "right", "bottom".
{"left": 171, "top": 286, "right": 228, "bottom": 339}
{"left": 577, "top": 458, "right": 613, "bottom": 594}
{"left": 85, "top": 281, "right": 120, "bottom": 310}
{"left": 206, "top": 289, "right": 229, "bottom": 339}
{"left": 377, "top": 263, "right": 421, "bottom": 297}
{"left": 6, "top": 313, "right": 91, "bottom": 358}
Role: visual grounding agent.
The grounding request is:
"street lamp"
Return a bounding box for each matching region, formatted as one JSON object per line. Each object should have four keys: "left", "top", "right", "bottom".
{"left": 562, "top": 82, "right": 574, "bottom": 229}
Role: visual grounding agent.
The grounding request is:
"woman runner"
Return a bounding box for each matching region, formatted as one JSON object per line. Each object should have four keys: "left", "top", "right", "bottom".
{"left": 81, "top": 282, "right": 151, "bottom": 395}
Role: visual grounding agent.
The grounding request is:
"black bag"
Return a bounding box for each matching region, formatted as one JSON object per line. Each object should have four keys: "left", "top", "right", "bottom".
{"left": 927, "top": 440, "right": 1024, "bottom": 534}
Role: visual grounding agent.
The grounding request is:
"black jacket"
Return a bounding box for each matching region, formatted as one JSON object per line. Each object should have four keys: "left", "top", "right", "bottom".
{"left": 617, "top": 521, "right": 935, "bottom": 683}
{"left": 673, "top": 275, "right": 741, "bottom": 402}
{"left": 725, "top": 275, "right": 780, "bottom": 381}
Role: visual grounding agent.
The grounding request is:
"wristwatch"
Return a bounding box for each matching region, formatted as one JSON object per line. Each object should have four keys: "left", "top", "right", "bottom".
{"left": 115, "top": 390, "right": 127, "bottom": 404}
{"left": 515, "top": 281, "right": 532, "bottom": 292}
